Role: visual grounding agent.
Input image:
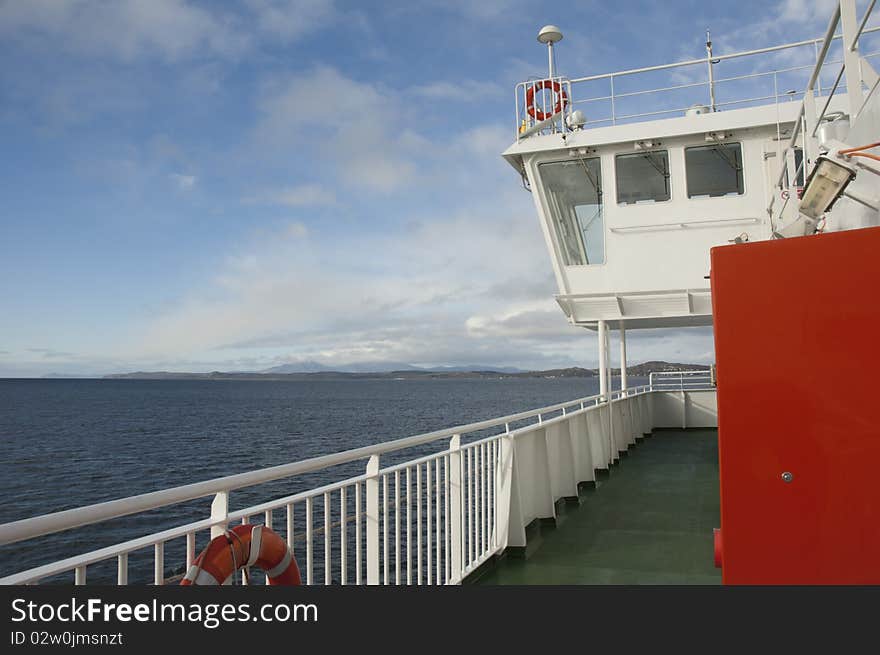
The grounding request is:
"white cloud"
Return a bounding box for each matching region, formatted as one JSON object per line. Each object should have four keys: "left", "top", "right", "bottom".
{"left": 412, "top": 79, "right": 505, "bottom": 100}
{"left": 126, "top": 183, "right": 716, "bottom": 372}
{"left": 284, "top": 221, "right": 309, "bottom": 238}
{"left": 420, "top": 0, "right": 525, "bottom": 20}
{"left": 170, "top": 173, "right": 197, "bottom": 190}
{"left": 246, "top": 183, "right": 337, "bottom": 207}
{"left": 255, "top": 66, "right": 422, "bottom": 193}
{"left": 245, "top": 0, "right": 336, "bottom": 40}
{"left": 131, "top": 193, "right": 555, "bottom": 362}
{"left": 0, "top": 0, "right": 249, "bottom": 61}
{"left": 778, "top": 0, "right": 840, "bottom": 23}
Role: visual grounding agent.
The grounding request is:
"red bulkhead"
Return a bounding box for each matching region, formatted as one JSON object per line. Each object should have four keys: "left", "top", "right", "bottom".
{"left": 711, "top": 226, "right": 880, "bottom": 584}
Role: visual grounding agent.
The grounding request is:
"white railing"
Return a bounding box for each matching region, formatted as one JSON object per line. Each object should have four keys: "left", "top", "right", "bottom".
{"left": 649, "top": 370, "right": 714, "bottom": 391}
{"left": 514, "top": 6, "right": 879, "bottom": 140}
{"left": 0, "top": 377, "right": 712, "bottom": 586}
{"left": 766, "top": 0, "right": 878, "bottom": 229}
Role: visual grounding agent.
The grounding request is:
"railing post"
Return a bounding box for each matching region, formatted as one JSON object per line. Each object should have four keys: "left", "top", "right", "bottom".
{"left": 448, "top": 435, "right": 463, "bottom": 583}
{"left": 610, "top": 74, "right": 616, "bottom": 125}
{"left": 802, "top": 90, "right": 819, "bottom": 169}
{"left": 598, "top": 320, "right": 608, "bottom": 401}
{"left": 154, "top": 542, "right": 164, "bottom": 586}
{"left": 840, "top": 0, "right": 865, "bottom": 117}
{"left": 365, "top": 455, "right": 380, "bottom": 585}
{"left": 682, "top": 390, "right": 688, "bottom": 430}
{"left": 117, "top": 554, "right": 128, "bottom": 586}
{"left": 210, "top": 491, "right": 229, "bottom": 539}
{"left": 706, "top": 30, "right": 717, "bottom": 112}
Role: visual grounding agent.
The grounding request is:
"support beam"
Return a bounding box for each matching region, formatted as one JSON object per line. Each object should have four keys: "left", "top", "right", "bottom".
{"left": 620, "top": 323, "right": 628, "bottom": 394}
{"left": 605, "top": 324, "right": 615, "bottom": 459}
{"left": 598, "top": 320, "right": 608, "bottom": 400}
{"left": 605, "top": 325, "right": 613, "bottom": 395}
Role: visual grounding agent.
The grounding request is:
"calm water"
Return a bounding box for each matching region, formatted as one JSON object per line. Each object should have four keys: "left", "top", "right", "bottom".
{"left": 0, "top": 377, "right": 639, "bottom": 582}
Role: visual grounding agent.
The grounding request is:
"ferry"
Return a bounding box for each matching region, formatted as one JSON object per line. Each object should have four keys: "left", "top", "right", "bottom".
{"left": 1, "top": 0, "right": 878, "bottom": 586}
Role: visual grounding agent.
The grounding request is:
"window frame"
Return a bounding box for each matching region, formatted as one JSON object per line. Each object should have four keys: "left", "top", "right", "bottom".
{"left": 684, "top": 141, "right": 746, "bottom": 200}
{"left": 536, "top": 155, "right": 607, "bottom": 268}
{"left": 614, "top": 149, "right": 673, "bottom": 206}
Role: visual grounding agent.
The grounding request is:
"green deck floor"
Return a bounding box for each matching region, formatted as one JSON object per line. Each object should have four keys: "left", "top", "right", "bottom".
{"left": 477, "top": 429, "right": 721, "bottom": 585}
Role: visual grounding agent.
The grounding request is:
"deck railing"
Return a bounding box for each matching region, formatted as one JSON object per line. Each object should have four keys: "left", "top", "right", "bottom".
{"left": 766, "top": 0, "right": 878, "bottom": 230}
{"left": 0, "top": 375, "right": 715, "bottom": 586}
{"left": 649, "top": 370, "right": 714, "bottom": 391}
{"left": 514, "top": 1, "right": 879, "bottom": 141}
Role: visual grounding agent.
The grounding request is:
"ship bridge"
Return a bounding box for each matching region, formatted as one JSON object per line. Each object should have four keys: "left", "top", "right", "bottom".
{"left": 505, "top": 5, "right": 880, "bottom": 340}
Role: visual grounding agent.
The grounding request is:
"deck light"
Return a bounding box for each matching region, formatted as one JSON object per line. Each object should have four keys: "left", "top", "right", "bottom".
{"left": 799, "top": 155, "right": 856, "bottom": 220}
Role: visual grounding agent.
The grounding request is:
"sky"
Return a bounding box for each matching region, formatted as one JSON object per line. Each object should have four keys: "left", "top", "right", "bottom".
{"left": 0, "top": 0, "right": 873, "bottom": 376}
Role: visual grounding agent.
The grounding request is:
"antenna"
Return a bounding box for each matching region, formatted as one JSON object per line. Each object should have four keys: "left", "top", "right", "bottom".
{"left": 537, "top": 25, "right": 563, "bottom": 81}
{"left": 706, "top": 27, "right": 717, "bottom": 112}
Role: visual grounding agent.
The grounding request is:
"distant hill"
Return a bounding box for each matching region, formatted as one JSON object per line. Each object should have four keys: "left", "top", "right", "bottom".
{"left": 419, "top": 364, "right": 525, "bottom": 374}
{"left": 104, "top": 361, "right": 706, "bottom": 380}
{"left": 261, "top": 361, "right": 332, "bottom": 374}
{"left": 261, "top": 362, "right": 525, "bottom": 374}
{"left": 612, "top": 361, "right": 709, "bottom": 376}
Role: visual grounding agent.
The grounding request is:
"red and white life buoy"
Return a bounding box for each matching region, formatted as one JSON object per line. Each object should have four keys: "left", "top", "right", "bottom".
{"left": 182, "top": 524, "right": 301, "bottom": 586}
{"left": 526, "top": 80, "right": 568, "bottom": 121}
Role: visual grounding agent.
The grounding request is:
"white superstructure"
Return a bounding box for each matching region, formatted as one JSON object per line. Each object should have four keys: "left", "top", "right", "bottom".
{"left": 505, "top": 1, "right": 880, "bottom": 330}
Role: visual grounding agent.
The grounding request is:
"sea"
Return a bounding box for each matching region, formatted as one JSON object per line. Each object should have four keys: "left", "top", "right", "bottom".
{"left": 0, "top": 376, "right": 642, "bottom": 583}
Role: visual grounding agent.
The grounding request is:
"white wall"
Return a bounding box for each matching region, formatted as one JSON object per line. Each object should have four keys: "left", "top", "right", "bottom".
{"left": 494, "top": 390, "right": 716, "bottom": 555}
{"left": 642, "top": 389, "right": 717, "bottom": 428}
{"left": 526, "top": 128, "right": 778, "bottom": 299}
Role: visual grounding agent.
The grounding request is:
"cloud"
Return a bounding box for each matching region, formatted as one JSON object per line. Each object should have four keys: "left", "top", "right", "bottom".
{"left": 284, "top": 222, "right": 309, "bottom": 239}
{"left": 255, "top": 66, "right": 422, "bottom": 193}
{"left": 131, "top": 193, "right": 551, "bottom": 361}
{"left": 26, "top": 348, "right": 76, "bottom": 359}
{"left": 245, "top": 0, "right": 336, "bottom": 40}
{"left": 778, "top": 0, "right": 840, "bottom": 23}
{"left": 412, "top": 79, "right": 505, "bottom": 100}
{"left": 466, "top": 304, "right": 578, "bottom": 340}
{"left": 246, "top": 183, "right": 337, "bottom": 207}
{"left": 128, "top": 187, "right": 716, "bottom": 372}
{"left": 170, "top": 173, "right": 197, "bottom": 190}
{"left": 0, "top": 0, "right": 249, "bottom": 62}
{"left": 419, "top": 0, "right": 526, "bottom": 20}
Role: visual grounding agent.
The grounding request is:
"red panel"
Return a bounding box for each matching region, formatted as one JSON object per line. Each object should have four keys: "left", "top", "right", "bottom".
{"left": 711, "top": 227, "right": 880, "bottom": 584}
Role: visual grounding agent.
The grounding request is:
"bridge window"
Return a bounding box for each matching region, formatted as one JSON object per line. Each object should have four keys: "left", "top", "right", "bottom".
{"left": 686, "top": 142, "right": 744, "bottom": 198}
{"left": 615, "top": 150, "right": 670, "bottom": 204}
{"left": 539, "top": 158, "right": 604, "bottom": 266}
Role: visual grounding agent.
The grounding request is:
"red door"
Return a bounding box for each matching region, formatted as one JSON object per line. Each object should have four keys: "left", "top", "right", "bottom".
{"left": 711, "top": 227, "right": 880, "bottom": 584}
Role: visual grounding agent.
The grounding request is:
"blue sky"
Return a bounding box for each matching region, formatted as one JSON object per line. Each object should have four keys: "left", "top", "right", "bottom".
{"left": 0, "top": 0, "right": 869, "bottom": 376}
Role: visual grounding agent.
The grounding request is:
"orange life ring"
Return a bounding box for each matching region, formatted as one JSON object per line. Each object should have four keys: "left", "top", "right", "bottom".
{"left": 181, "top": 524, "right": 301, "bottom": 585}
{"left": 526, "top": 80, "right": 568, "bottom": 121}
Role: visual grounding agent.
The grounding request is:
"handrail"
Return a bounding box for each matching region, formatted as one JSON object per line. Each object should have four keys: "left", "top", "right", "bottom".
{"left": 514, "top": 2, "right": 879, "bottom": 140}
{"left": 852, "top": 0, "right": 877, "bottom": 51}
{"left": 566, "top": 25, "right": 878, "bottom": 85}
{"left": 0, "top": 389, "right": 608, "bottom": 546}
{"left": 767, "top": 0, "right": 875, "bottom": 225}
{"left": 650, "top": 370, "right": 714, "bottom": 392}
{"left": 769, "top": 6, "right": 842, "bottom": 208}
{"left": 0, "top": 378, "right": 709, "bottom": 585}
